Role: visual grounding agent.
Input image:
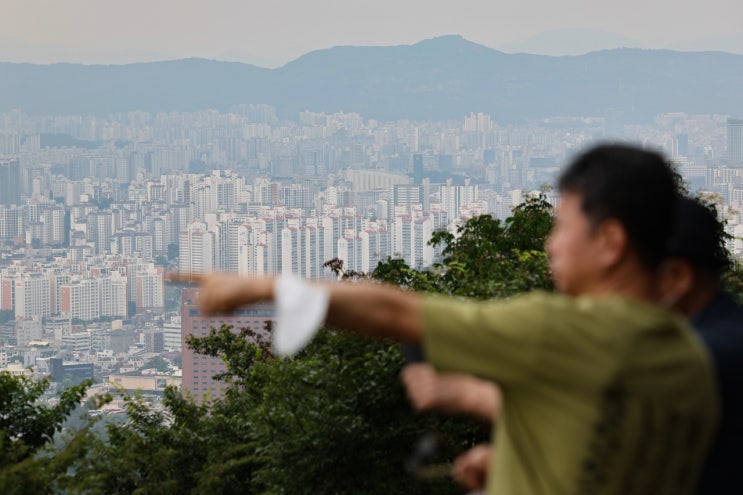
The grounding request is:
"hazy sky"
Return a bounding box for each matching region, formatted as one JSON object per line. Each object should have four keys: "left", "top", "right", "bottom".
{"left": 3, "top": 0, "right": 742, "bottom": 65}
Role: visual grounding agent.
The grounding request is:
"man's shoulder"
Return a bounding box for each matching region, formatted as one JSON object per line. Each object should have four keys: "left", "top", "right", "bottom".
{"left": 694, "top": 292, "right": 743, "bottom": 329}
{"left": 574, "top": 294, "right": 681, "bottom": 327}
{"left": 693, "top": 292, "right": 743, "bottom": 353}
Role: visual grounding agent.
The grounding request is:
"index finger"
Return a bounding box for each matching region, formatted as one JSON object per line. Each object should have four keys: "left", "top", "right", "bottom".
{"left": 166, "top": 271, "right": 206, "bottom": 284}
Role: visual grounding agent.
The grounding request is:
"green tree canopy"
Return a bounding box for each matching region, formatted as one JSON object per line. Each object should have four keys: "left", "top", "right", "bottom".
{"left": 1, "top": 196, "right": 557, "bottom": 494}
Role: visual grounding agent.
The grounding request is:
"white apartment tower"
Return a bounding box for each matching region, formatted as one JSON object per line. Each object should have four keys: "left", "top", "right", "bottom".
{"left": 439, "top": 179, "right": 478, "bottom": 223}
{"left": 179, "top": 222, "right": 216, "bottom": 275}
{"left": 136, "top": 267, "right": 164, "bottom": 313}
{"left": 15, "top": 274, "right": 51, "bottom": 320}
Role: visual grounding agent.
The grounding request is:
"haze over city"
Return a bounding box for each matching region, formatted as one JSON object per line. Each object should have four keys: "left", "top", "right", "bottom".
{"left": 2, "top": 0, "right": 743, "bottom": 65}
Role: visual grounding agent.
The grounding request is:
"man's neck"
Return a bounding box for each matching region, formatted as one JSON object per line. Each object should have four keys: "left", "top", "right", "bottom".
{"left": 584, "top": 263, "right": 659, "bottom": 303}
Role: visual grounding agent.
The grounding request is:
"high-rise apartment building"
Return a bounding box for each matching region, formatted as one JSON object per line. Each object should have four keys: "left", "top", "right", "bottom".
{"left": 439, "top": 179, "right": 479, "bottom": 221}
{"left": 179, "top": 222, "right": 216, "bottom": 275}
{"left": 163, "top": 315, "right": 182, "bottom": 352}
{"left": 87, "top": 211, "right": 113, "bottom": 254}
{"left": 301, "top": 221, "right": 328, "bottom": 279}
{"left": 136, "top": 267, "right": 164, "bottom": 313}
{"left": 41, "top": 206, "right": 66, "bottom": 246}
{"left": 728, "top": 118, "right": 743, "bottom": 163}
{"left": 60, "top": 279, "right": 100, "bottom": 321}
{"left": 0, "top": 157, "right": 21, "bottom": 206}
{"left": 393, "top": 184, "right": 423, "bottom": 214}
{"left": 99, "top": 273, "right": 128, "bottom": 318}
{"left": 393, "top": 213, "right": 433, "bottom": 268}
{"left": 14, "top": 274, "right": 52, "bottom": 320}
{"left": 359, "top": 223, "right": 390, "bottom": 273}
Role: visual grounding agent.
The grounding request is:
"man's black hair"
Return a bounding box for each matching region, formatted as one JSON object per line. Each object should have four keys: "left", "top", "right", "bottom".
{"left": 668, "top": 196, "right": 730, "bottom": 275}
{"left": 558, "top": 144, "right": 676, "bottom": 270}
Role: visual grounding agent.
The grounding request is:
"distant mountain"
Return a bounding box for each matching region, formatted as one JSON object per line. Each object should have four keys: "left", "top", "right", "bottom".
{"left": 497, "top": 29, "right": 643, "bottom": 55}
{"left": 666, "top": 34, "right": 743, "bottom": 55}
{"left": 1, "top": 35, "right": 742, "bottom": 122}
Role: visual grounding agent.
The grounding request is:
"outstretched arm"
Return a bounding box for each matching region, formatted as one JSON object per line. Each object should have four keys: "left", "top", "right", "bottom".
{"left": 169, "top": 272, "right": 424, "bottom": 342}
{"left": 401, "top": 363, "right": 502, "bottom": 423}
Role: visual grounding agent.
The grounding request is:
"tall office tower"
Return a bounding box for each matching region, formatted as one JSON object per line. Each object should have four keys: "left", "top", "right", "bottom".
{"left": 728, "top": 118, "right": 743, "bottom": 163}
{"left": 14, "top": 274, "right": 52, "bottom": 320}
{"left": 0, "top": 157, "right": 21, "bottom": 206}
{"left": 87, "top": 211, "right": 113, "bottom": 254}
{"left": 179, "top": 222, "right": 216, "bottom": 275}
{"left": 180, "top": 288, "right": 273, "bottom": 403}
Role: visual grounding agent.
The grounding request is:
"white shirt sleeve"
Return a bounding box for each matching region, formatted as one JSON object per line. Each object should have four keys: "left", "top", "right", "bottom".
{"left": 272, "top": 274, "right": 330, "bottom": 357}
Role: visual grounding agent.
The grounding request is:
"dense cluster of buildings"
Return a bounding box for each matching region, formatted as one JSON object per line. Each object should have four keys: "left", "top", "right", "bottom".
{"left": 1, "top": 106, "right": 742, "bottom": 403}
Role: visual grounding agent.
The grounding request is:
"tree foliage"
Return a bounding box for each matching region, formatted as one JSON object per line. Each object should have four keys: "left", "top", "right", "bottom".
{"left": 0, "top": 372, "right": 92, "bottom": 494}
{"left": 374, "top": 193, "right": 554, "bottom": 298}
{"left": 0, "top": 196, "right": 556, "bottom": 493}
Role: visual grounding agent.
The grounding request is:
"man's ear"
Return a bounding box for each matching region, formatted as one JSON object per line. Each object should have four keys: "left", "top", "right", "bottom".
{"left": 595, "top": 218, "right": 628, "bottom": 268}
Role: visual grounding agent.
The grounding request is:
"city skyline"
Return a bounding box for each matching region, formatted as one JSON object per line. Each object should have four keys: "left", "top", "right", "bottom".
{"left": 1, "top": 103, "right": 741, "bottom": 417}
{"left": 2, "top": 0, "right": 743, "bottom": 66}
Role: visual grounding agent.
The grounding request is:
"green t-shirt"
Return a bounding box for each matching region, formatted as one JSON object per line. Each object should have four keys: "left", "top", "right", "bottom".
{"left": 422, "top": 292, "right": 718, "bottom": 495}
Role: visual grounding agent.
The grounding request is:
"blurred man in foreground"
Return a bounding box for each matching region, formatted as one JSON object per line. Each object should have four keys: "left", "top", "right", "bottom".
{"left": 172, "top": 144, "right": 718, "bottom": 495}
{"left": 403, "top": 196, "right": 741, "bottom": 493}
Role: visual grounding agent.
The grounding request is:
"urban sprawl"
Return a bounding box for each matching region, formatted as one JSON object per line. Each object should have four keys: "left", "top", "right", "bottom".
{"left": 1, "top": 106, "right": 742, "bottom": 406}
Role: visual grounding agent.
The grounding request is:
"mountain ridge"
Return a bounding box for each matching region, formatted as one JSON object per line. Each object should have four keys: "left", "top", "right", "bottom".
{"left": 1, "top": 36, "right": 742, "bottom": 122}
